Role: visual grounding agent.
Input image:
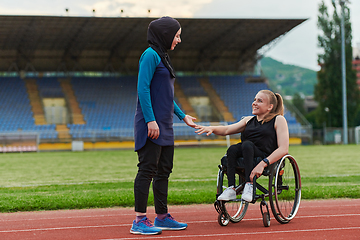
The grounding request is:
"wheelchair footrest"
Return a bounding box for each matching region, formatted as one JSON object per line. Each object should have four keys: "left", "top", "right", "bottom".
{"left": 214, "top": 200, "right": 222, "bottom": 214}
{"left": 260, "top": 200, "right": 269, "bottom": 215}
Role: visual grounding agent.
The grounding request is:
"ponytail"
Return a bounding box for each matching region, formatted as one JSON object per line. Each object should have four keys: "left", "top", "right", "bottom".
{"left": 261, "top": 90, "right": 284, "bottom": 123}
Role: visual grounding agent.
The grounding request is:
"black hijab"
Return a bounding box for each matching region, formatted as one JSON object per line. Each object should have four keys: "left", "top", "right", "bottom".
{"left": 147, "top": 16, "right": 181, "bottom": 78}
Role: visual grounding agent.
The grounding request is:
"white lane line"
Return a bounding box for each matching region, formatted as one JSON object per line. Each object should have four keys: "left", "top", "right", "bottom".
{"left": 0, "top": 214, "right": 122, "bottom": 222}
{"left": 297, "top": 213, "right": 360, "bottom": 218}
{"left": 0, "top": 221, "right": 214, "bottom": 233}
{"left": 100, "top": 226, "right": 360, "bottom": 240}
{"left": 2, "top": 201, "right": 359, "bottom": 223}
{"left": 0, "top": 224, "right": 125, "bottom": 233}
{"left": 1, "top": 212, "right": 360, "bottom": 223}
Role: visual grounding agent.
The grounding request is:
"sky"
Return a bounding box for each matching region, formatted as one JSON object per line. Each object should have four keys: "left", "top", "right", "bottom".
{"left": 1, "top": 0, "right": 359, "bottom": 71}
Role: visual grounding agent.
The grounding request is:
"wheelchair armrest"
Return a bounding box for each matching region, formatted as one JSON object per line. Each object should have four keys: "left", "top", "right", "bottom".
{"left": 262, "top": 167, "right": 271, "bottom": 176}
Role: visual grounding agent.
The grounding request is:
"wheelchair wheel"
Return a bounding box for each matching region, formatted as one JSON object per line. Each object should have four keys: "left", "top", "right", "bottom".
{"left": 269, "top": 155, "right": 301, "bottom": 224}
{"left": 218, "top": 212, "right": 230, "bottom": 226}
{"left": 224, "top": 199, "right": 248, "bottom": 223}
{"left": 262, "top": 211, "right": 270, "bottom": 227}
{"left": 217, "top": 167, "right": 248, "bottom": 223}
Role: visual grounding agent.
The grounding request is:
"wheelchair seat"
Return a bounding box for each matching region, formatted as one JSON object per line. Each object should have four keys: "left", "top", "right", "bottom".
{"left": 220, "top": 155, "right": 272, "bottom": 176}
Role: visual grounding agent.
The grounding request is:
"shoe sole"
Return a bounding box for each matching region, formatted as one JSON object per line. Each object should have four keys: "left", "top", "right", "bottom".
{"left": 130, "top": 229, "right": 162, "bottom": 235}
{"left": 155, "top": 226, "right": 187, "bottom": 230}
{"left": 241, "top": 197, "right": 252, "bottom": 202}
{"left": 217, "top": 195, "right": 236, "bottom": 201}
{"left": 217, "top": 196, "right": 237, "bottom": 201}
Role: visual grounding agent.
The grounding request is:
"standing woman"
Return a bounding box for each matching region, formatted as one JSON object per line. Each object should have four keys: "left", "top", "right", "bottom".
{"left": 131, "top": 17, "right": 196, "bottom": 235}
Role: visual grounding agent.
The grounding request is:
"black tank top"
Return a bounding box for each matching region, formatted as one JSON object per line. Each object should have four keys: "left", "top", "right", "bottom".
{"left": 241, "top": 116, "right": 278, "bottom": 155}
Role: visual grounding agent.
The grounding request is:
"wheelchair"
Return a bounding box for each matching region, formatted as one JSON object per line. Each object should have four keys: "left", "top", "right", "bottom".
{"left": 214, "top": 154, "right": 301, "bottom": 227}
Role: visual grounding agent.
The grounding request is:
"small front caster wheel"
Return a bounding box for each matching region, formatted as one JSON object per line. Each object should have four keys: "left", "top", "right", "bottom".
{"left": 218, "top": 212, "right": 230, "bottom": 226}
{"left": 262, "top": 212, "right": 271, "bottom": 227}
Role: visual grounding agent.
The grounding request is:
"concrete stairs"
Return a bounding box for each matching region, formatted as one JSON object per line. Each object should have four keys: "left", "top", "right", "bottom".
{"left": 24, "top": 79, "right": 47, "bottom": 125}
{"left": 198, "top": 78, "right": 235, "bottom": 122}
{"left": 59, "top": 79, "right": 86, "bottom": 125}
{"left": 56, "top": 124, "right": 71, "bottom": 140}
{"left": 174, "top": 81, "right": 198, "bottom": 120}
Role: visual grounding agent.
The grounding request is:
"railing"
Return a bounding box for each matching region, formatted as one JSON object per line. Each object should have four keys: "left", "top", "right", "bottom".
{"left": 355, "top": 126, "right": 360, "bottom": 145}
{"left": 322, "top": 127, "right": 357, "bottom": 144}
{"left": 0, "top": 122, "right": 313, "bottom": 149}
{"left": 288, "top": 124, "right": 313, "bottom": 144}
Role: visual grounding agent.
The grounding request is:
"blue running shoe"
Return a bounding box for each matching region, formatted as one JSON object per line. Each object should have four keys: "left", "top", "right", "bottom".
{"left": 154, "top": 214, "right": 188, "bottom": 230}
{"left": 130, "top": 217, "right": 162, "bottom": 235}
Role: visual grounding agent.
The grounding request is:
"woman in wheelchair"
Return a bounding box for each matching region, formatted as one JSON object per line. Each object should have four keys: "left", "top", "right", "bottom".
{"left": 195, "top": 90, "right": 289, "bottom": 202}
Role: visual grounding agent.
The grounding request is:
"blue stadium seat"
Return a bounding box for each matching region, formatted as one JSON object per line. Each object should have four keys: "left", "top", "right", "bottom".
{"left": 177, "top": 76, "right": 207, "bottom": 96}
{"left": 69, "top": 76, "right": 137, "bottom": 138}
{"left": 0, "top": 77, "right": 55, "bottom": 139}
{"left": 0, "top": 75, "right": 303, "bottom": 141}
{"left": 207, "top": 75, "right": 301, "bottom": 130}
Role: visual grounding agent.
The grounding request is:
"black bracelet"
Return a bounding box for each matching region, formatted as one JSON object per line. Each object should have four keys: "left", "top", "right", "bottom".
{"left": 262, "top": 158, "right": 270, "bottom": 166}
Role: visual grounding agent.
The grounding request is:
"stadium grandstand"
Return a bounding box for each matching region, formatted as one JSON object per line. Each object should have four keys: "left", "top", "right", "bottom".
{"left": 0, "top": 15, "right": 310, "bottom": 152}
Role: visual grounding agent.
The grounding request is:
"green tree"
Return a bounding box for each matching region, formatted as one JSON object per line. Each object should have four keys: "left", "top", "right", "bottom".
{"left": 305, "top": 108, "right": 323, "bottom": 129}
{"left": 315, "top": 1, "right": 360, "bottom": 128}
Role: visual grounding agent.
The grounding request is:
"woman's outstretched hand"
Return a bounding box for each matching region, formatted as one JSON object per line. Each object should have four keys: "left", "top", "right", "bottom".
{"left": 195, "top": 125, "right": 213, "bottom": 136}
{"left": 183, "top": 115, "right": 197, "bottom": 128}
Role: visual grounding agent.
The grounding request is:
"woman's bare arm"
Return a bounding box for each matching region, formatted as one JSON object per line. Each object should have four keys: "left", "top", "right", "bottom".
{"left": 250, "top": 116, "right": 289, "bottom": 181}
{"left": 195, "top": 116, "right": 252, "bottom": 136}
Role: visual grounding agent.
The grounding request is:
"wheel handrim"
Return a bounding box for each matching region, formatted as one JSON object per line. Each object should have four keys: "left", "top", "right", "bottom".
{"left": 270, "top": 155, "right": 301, "bottom": 223}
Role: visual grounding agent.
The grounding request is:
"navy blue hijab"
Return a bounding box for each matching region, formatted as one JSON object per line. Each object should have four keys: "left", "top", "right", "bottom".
{"left": 147, "top": 16, "right": 181, "bottom": 78}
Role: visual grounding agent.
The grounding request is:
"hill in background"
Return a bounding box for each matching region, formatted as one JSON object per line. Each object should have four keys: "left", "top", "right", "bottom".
{"left": 260, "top": 57, "right": 317, "bottom": 96}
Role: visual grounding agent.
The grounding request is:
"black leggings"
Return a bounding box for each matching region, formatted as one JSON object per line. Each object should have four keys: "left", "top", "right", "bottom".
{"left": 134, "top": 139, "right": 174, "bottom": 214}
{"left": 226, "top": 140, "right": 266, "bottom": 186}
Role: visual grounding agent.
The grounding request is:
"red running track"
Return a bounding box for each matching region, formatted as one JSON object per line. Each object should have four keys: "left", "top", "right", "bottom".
{"left": 1, "top": 199, "right": 360, "bottom": 240}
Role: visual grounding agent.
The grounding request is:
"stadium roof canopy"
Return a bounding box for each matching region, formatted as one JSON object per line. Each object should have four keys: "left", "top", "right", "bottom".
{"left": 0, "top": 16, "right": 306, "bottom": 73}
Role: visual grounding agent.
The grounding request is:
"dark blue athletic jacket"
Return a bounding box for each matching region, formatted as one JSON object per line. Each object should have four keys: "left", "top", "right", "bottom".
{"left": 134, "top": 47, "right": 185, "bottom": 151}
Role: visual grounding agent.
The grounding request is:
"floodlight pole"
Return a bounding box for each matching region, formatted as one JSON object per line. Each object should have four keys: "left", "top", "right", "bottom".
{"left": 340, "top": 0, "right": 348, "bottom": 144}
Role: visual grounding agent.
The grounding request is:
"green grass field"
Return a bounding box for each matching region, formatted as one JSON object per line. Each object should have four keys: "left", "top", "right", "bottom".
{"left": 0, "top": 145, "right": 359, "bottom": 212}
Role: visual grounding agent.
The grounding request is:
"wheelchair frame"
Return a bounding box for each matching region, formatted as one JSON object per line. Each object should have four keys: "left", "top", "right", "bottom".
{"left": 214, "top": 154, "right": 301, "bottom": 227}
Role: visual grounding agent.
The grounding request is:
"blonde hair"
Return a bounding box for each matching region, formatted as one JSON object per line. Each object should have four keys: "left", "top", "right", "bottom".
{"left": 260, "top": 90, "right": 284, "bottom": 123}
